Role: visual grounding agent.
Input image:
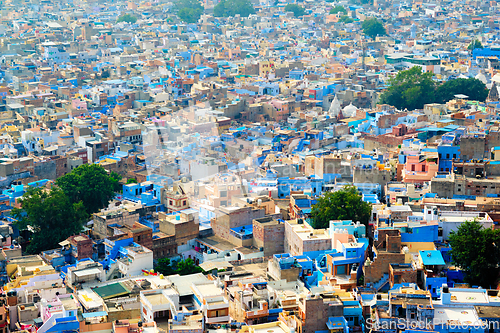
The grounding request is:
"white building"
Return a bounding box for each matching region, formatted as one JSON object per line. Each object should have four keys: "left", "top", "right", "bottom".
{"left": 191, "top": 282, "right": 230, "bottom": 324}
{"left": 117, "top": 243, "right": 154, "bottom": 277}
{"left": 140, "top": 288, "right": 179, "bottom": 323}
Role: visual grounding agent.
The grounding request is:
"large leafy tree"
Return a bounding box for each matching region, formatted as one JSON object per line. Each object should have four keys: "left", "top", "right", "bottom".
{"left": 110, "top": 171, "right": 123, "bottom": 192}
{"left": 379, "top": 66, "right": 436, "bottom": 110}
{"left": 350, "top": 0, "right": 373, "bottom": 4}
{"left": 468, "top": 39, "right": 483, "bottom": 51}
{"left": 435, "top": 78, "right": 488, "bottom": 103}
{"left": 155, "top": 258, "right": 176, "bottom": 276}
{"left": 12, "top": 187, "right": 87, "bottom": 254}
{"left": 176, "top": 258, "right": 204, "bottom": 275}
{"left": 154, "top": 258, "right": 203, "bottom": 276}
{"left": 311, "top": 185, "right": 371, "bottom": 229}
{"left": 174, "top": 0, "right": 203, "bottom": 23}
{"left": 381, "top": 68, "right": 489, "bottom": 110}
{"left": 284, "top": 4, "right": 306, "bottom": 17}
{"left": 449, "top": 220, "right": 500, "bottom": 288}
{"left": 214, "top": 0, "right": 255, "bottom": 17}
{"left": 116, "top": 14, "right": 137, "bottom": 23}
{"left": 330, "top": 5, "right": 347, "bottom": 14}
{"left": 56, "top": 164, "right": 118, "bottom": 217}
{"left": 338, "top": 15, "right": 353, "bottom": 23}
{"left": 362, "top": 18, "right": 386, "bottom": 39}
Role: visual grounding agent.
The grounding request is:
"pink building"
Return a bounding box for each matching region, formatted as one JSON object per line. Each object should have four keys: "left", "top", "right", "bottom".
{"left": 402, "top": 155, "right": 438, "bottom": 184}
{"left": 72, "top": 99, "right": 87, "bottom": 111}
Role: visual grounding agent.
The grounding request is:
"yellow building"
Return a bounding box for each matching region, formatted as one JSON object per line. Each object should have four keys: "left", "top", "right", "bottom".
{"left": 4, "top": 255, "right": 56, "bottom": 292}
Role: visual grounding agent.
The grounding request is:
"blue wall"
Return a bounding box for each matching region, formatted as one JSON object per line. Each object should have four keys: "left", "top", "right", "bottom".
{"left": 438, "top": 145, "right": 460, "bottom": 172}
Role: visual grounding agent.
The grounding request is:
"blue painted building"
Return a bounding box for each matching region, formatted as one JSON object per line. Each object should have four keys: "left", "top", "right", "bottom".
{"left": 122, "top": 181, "right": 162, "bottom": 206}
{"left": 437, "top": 145, "right": 460, "bottom": 173}
{"left": 277, "top": 177, "right": 324, "bottom": 198}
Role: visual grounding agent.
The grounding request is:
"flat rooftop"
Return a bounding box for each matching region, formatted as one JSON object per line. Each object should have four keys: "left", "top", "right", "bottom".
{"left": 434, "top": 307, "right": 479, "bottom": 326}
{"left": 197, "top": 235, "right": 236, "bottom": 252}
{"left": 449, "top": 289, "right": 489, "bottom": 304}
{"left": 475, "top": 306, "right": 500, "bottom": 318}
{"left": 167, "top": 273, "right": 208, "bottom": 296}
{"left": 145, "top": 293, "right": 169, "bottom": 306}
{"left": 195, "top": 283, "right": 223, "bottom": 297}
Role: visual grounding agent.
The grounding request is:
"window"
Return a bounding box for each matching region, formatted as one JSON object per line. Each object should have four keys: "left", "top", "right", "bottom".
{"left": 453, "top": 154, "right": 457, "bottom": 159}
{"left": 183, "top": 200, "right": 187, "bottom": 206}
{"left": 169, "top": 200, "right": 173, "bottom": 205}
{"left": 411, "top": 165, "right": 415, "bottom": 171}
{"left": 446, "top": 154, "right": 450, "bottom": 159}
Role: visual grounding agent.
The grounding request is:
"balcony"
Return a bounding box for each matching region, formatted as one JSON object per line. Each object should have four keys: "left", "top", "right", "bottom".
{"left": 245, "top": 309, "right": 268, "bottom": 319}
{"left": 205, "top": 315, "right": 230, "bottom": 324}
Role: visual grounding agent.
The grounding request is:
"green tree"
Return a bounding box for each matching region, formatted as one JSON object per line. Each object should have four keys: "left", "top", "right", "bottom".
{"left": 310, "top": 185, "right": 372, "bottom": 229}
{"left": 449, "top": 220, "right": 500, "bottom": 288}
{"left": 154, "top": 258, "right": 176, "bottom": 276}
{"left": 284, "top": 3, "right": 306, "bottom": 17}
{"left": 350, "top": 0, "right": 373, "bottom": 5}
{"left": 330, "top": 5, "right": 347, "bottom": 14}
{"left": 174, "top": 0, "right": 203, "bottom": 23}
{"left": 338, "top": 15, "right": 353, "bottom": 23}
{"left": 468, "top": 39, "right": 483, "bottom": 51}
{"left": 379, "top": 66, "right": 436, "bottom": 110}
{"left": 116, "top": 14, "right": 138, "bottom": 23}
{"left": 435, "top": 78, "right": 488, "bottom": 103}
{"left": 12, "top": 187, "right": 87, "bottom": 254}
{"left": 214, "top": 0, "right": 255, "bottom": 17}
{"left": 362, "top": 17, "right": 386, "bottom": 39}
{"left": 56, "top": 164, "right": 118, "bottom": 217}
{"left": 176, "top": 258, "right": 204, "bottom": 275}
{"left": 126, "top": 178, "right": 138, "bottom": 184}
{"left": 110, "top": 171, "right": 123, "bottom": 192}
{"left": 101, "top": 70, "right": 110, "bottom": 79}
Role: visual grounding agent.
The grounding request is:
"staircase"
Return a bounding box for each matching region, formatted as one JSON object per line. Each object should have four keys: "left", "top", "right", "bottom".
{"left": 106, "top": 261, "right": 121, "bottom": 280}
{"left": 37, "top": 313, "right": 63, "bottom": 333}
{"left": 370, "top": 274, "right": 389, "bottom": 291}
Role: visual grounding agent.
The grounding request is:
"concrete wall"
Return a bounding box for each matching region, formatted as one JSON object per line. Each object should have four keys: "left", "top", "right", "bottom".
{"left": 211, "top": 207, "right": 265, "bottom": 241}
{"left": 267, "top": 258, "right": 300, "bottom": 282}
{"left": 34, "top": 160, "right": 56, "bottom": 180}
{"left": 253, "top": 220, "right": 285, "bottom": 257}
{"left": 460, "top": 136, "right": 486, "bottom": 160}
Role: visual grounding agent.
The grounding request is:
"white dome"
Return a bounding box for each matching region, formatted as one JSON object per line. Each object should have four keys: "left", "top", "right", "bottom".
{"left": 329, "top": 95, "right": 341, "bottom": 117}
{"left": 343, "top": 103, "right": 358, "bottom": 118}
{"left": 475, "top": 72, "right": 487, "bottom": 84}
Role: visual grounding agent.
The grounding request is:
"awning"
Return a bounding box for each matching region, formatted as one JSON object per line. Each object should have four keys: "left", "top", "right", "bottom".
{"left": 81, "top": 311, "right": 108, "bottom": 319}
{"left": 74, "top": 268, "right": 102, "bottom": 277}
